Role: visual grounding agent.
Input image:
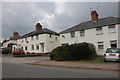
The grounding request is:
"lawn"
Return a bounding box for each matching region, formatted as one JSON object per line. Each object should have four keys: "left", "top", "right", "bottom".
{"left": 67, "top": 57, "right": 118, "bottom": 64}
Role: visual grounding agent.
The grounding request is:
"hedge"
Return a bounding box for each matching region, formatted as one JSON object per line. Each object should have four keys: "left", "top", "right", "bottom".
{"left": 50, "top": 42, "right": 97, "bottom": 61}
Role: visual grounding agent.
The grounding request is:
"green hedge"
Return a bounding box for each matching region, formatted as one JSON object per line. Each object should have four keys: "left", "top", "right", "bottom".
{"left": 50, "top": 42, "right": 97, "bottom": 61}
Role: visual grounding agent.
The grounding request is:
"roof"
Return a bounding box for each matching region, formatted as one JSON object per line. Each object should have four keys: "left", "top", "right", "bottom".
{"left": 10, "top": 36, "right": 21, "bottom": 40}
{"left": 20, "top": 28, "right": 59, "bottom": 38}
{"left": 60, "top": 17, "right": 120, "bottom": 34}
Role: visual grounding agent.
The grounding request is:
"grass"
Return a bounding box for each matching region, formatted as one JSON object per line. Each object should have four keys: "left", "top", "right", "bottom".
{"left": 66, "top": 57, "right": 118, "bottom": 64}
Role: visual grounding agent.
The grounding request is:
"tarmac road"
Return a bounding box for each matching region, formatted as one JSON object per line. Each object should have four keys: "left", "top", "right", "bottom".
{"left": 2, "top": 62, "right": 118, "bottom": 78}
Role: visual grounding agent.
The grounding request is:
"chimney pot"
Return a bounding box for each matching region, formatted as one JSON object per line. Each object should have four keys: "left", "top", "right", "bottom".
{"left": 36, "top": 23, "right": 42, "bottom": 31}
{"left": 13, "top": 32, "right": 19, "bottom": 37}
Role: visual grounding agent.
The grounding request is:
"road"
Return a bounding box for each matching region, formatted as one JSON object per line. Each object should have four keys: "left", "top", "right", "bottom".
{"left": 2, "top": 62, "right": 118, "bottom": 78}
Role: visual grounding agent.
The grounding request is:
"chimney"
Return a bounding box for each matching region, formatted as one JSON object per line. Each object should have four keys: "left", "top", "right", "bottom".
{"left": 91, "top": 10, "right": 99, "bottom": 21}
{"left": 35, "top": 23, "right": 42, "bottom": 31}
{"left": 13, "top": 32, "right": 19, "bottom": 37}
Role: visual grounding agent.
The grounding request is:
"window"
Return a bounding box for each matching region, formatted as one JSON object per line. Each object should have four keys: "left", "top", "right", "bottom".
{"left": 21, "top": 47, "right": 23, "bottom": 50}
{"left": 25, "top": 46, "right": 27, "bottom": 50}
{"left": 108, "top": 25, "right": 116, "bottom": 33}
{"left": 70, "top": 31, "right": 75, "bottom": 37}
{"left": 61, "top": 35, "right": 65, "bottom": 38}
{"left": 97, "top": 41, "right": 104, "bottom": 49}
{"left": 96, "top": 27, "right": 103, "bottom": 35}
{"left": 36, "top": 44, "right": 39, "bottom": 50}
{"left": 110, "top": 40, "right": 117, "bottom": 48}
{"left": 31, "top": 36, "right": 34, "bottom": 40}
{"left": 36, "top": 35, "right": 39, "bottom": 40}
{"left": 55, "top": 37, "right": 57, "bottom": 41}
{"left": 80, "top": 30, "right": 85, "bottom": 36}
{"left": 31, "top": 45, "right": 34, "bottom": 50}
{"left": 49, "top": 34, "right": 52, "bottom": 38}
{"left": 25, "top": 38, "right": 27, "bottom": 41}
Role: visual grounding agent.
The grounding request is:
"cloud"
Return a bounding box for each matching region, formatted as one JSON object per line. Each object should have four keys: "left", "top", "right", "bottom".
{"left": 2, "top": 2, "right": 118, "bottom": 39}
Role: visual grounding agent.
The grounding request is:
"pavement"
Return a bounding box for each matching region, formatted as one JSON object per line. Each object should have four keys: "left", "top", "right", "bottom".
{"left": 26, "top": 58, "right": 119, "bottom": 72}
{"left": 1, "top": 54, "right": 119, "bottom": 71}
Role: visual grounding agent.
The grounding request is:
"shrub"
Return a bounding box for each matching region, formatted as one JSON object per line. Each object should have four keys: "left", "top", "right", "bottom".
{"left": 50, "top": 42, "right": 97, "bottom": 61}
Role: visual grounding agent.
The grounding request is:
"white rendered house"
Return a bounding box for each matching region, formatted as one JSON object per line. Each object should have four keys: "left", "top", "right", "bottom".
{"left": 14, "top": 23, "right": 60, "bottom": 53}
{"left": 2, "top": 32, "right": 21, "bottom": 49}
{"left": 60, "top": 11, "right": 120, "bottom": 55}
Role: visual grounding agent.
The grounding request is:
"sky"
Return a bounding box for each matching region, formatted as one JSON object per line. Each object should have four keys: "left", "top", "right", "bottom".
{"left": 1, "top": 0, "right": 119, "bottom": 41}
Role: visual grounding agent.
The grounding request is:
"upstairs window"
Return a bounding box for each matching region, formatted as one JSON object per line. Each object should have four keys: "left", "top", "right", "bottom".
{"left": 61, "top": 35, "right": 65, "bottom": 38}
{"left": 36, "top": 35, "right": 39, "bottom": 40}
{"left": 49, "top": 34, "right": 52, "bottom": 38}
{"left": 96, "top": 27, "right": 103, "bottom": 35}
{"left": 25, "top": 38, "right": 27, "bottom": 41}
{"left": 108, "top": 25, "right": 116, "bottom": 33}
{"left": 70, "top": 31, "right": 75, "bottom": 37}
{"left": 55, "top": 37, "right": 57, "bottom": 41}
{"left": 31, "top": 36, "right": 34, "bottom": 40}
{"left": 80, "top": 30, "right": 85, "bottom": 36}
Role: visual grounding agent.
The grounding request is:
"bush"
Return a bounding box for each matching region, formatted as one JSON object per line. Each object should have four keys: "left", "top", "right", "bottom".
{"left": 50, "top": 42, "right": 97, "bottom": 61}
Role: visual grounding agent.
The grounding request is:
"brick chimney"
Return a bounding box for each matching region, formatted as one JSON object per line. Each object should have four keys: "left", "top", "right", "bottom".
{"left": 35, "top": 23, "right": 42, "bottom": 31}
{"left": 91, "top": 10, "right": 99, "bottom": 21}
{"left": 13, "top": 32, "right": 19, "bottom": 37}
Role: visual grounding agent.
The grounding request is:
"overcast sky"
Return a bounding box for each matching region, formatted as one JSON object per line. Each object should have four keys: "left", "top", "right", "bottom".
{"left": 1, "top": 2, "right": 119, "bottom": 40}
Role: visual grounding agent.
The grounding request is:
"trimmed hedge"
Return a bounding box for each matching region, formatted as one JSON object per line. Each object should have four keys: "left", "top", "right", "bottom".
{"left": 50, "top": 42, "right": 97, "bottom": 61}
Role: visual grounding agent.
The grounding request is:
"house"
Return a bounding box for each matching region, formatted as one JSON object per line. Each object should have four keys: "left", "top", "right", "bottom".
{"left": 13, "top": 23, "right": 60, "bottom": 54}
{"left": 60, "top": 10, "right": 120, "bottom": 55}
{"left": 2, "top": 32, "right": 21, "bottom": 49}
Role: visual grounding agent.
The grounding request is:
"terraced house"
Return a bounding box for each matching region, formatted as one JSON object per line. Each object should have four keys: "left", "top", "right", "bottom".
{"left": 60, "top": 10, "right": 120, "bottom": 55}
{"left": 14, "top": 23, "right": 60, "bottom": 53}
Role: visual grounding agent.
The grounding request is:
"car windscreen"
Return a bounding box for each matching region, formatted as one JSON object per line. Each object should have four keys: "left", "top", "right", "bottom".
{"left": 15, "top": 49, "right": 23, "bottom": 51}
{"left": 106, "top": 48, "right": 120, "bottom": 53}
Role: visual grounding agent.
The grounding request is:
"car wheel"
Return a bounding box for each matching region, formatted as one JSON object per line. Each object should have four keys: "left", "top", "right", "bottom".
{"left": 104, "top": 59, "right": 107, "bottom": 62}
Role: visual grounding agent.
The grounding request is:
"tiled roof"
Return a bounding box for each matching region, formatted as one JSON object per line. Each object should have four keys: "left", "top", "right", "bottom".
{"left": 60, "top": 17, "right": 120, "bottom": 34}
{"left": 21, "top": 28, "right": 59, "bottom": 38}
{"left": 10, "top": 36, "right": 21, "bottom": 40}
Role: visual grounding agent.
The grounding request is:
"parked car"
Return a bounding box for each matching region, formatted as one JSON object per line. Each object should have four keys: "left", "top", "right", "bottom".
{"left": 12, "top": 49, "right": 25, "bottom": 55}
{"left": 104, "top": 48, "right": 120, "bottom": 62}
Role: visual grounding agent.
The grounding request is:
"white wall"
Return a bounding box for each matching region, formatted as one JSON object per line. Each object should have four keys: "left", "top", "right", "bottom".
{"left": 2, "top": 40, "right": 17, "bottom": 48}
{"left": 60, "top": 24, "right": 119, "bottom": 55}
{"left": 45, "top": 34, "right": 60, "bottom": 53}
{"left": 16, "top": 33, "right": 60, "bottom": 53}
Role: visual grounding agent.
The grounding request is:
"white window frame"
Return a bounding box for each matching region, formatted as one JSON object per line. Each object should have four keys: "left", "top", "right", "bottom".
{"left": 70, "top": 31, "right": 75, "bottom": 37}
{"left": 31, "top": 36, "right": 34, "bottom": 40}
{"left": 108, "top": 25, "right": 116, "bottom": 33}
{"left": 31, "top": 45, "right": 34, "bottom": 50}
{"left": 80, "top": 30, "right": 85, "bottom": 36}
{"left": 96, "top": 27, "right": 103, "bottom": 35}
{"left": 36, "top": 44, "right": 39, "bottom": 50}
{"left": 36, "top": 35, "right": 39, "bottom": 40}
{"left": 97, "top": 41, "right": 104, "bottom": 49}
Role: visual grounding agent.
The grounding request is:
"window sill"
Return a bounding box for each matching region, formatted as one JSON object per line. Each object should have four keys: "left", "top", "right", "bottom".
{"left": 108, "top": 32, "right": 116, "bottom": 34}
{"left": 96, "top": 33, "right": 103, "bottom": 35}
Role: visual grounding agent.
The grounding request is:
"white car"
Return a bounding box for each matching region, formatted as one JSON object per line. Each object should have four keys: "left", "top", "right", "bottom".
{"left": 104, "top": 48, "right": 120, "bottom": 62}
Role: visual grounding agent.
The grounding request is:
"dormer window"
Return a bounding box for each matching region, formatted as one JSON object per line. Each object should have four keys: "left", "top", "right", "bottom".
{"left": 70, "top": 31, "right": 75, "bottom": 37}
{"left": 96, "top": 27, "right": 103, "bottom": 35}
